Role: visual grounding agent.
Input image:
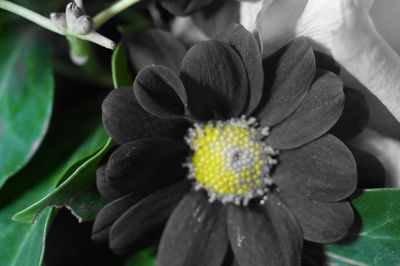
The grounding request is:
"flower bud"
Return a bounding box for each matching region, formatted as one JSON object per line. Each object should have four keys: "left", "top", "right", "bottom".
{"left": 50, "top": 12, "right": 67, "bottom": 31}
{"left": 71, "top": 15, "right": 94, "bottom": 35}
{"left": 66, "top": 2, "right": 84, "bottom": 28}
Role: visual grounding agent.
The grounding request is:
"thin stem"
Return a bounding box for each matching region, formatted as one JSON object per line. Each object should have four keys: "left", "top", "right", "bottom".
{"left": 0, "top": 0, "right": 61, "bottom": 34}
{"left": 0, "top": 0, "right": 115, "bottom": 49}
{"left": 77, "top": 32, "right": 115, "bottom": 49}
{"left": 93, "top": 0, "right": 142, "bottom": 28}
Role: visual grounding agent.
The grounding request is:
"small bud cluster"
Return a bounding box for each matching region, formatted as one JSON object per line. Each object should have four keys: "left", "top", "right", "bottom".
{"left": 184, "top": 116, "right": 279, "bottom": 206}
{"left": 50, "top": 2, "right": 93, "bottom": 35}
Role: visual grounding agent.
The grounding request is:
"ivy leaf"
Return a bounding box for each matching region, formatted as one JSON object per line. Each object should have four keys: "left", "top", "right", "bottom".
{"left": 0, "top": 97, "right": 107, "bottom": 265}
{"left": 326, "top": 189, "right": 400, "bottom": 265}
{"left": 0, "top": 27, "right": 54, "bottom": 188}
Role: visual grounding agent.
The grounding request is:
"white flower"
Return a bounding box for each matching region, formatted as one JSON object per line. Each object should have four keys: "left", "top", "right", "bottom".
{"left": 242, "top": 0, "right": 307, "bottom": 55}
{"left": 252, "top": 0, "right": 400, "bottom": 123}
{"left": 247, "top": 0, "right": 400, "bottom": 186}
{"left": 350, "top": 128, "right": 400, "bottom": 187}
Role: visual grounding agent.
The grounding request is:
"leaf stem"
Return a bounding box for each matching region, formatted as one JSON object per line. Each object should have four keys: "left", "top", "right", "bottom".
{"left": 93, "top": 0, "right": 142, "bottom": 28}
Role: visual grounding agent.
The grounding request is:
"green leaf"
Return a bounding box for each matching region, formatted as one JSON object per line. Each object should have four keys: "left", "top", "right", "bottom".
{"left": 326, "top": 189, "right": 400, "bottom": 265}
{"left": 13, "top": 137, "right": 115, "bottom": 224}
{"left": 112, "top": 42, "right": 133, "bottom": 88}
{"left": 66, "top": 184, "right": 108, "bottom": 222}
{"left": 0, "top": 191, "right": 55, "bottom": 266}
{"left": 125, "top": 248, "right": 157, "bottom": 266}
{"left": 0, "top": 27, "right": 54, "bottom": 188}
{"left": 112, "top": 10, "right": 152, "bottom": 89}
{"left": 0, "top": 97, "right": 106, "bottom": 265}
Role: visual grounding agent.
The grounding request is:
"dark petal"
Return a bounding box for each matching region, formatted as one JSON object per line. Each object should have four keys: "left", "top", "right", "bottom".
{"left": 92, "top": 191, "right": 145, "bottom": 242}
{"left": 273, "top": 134, "right": 357, "bottom": 202}
{"left": 102, "top": 87, "right": 189, "bottom": 145}
{"left": 279, "top": 191, "right": 355, "bottom": 243}
{"left": 266, "top": 71, "right": 344, "bottom": 149}
{"left": 104, "top": 138, "right": 189, "bottom": 199}
{"left": 263, "top": 195, "right": 303, "bottom": 265}
{"left": 158, "top": 191, "right": 228, "bottom": 266}
{"left": 314, "top": 51, "right": 340, "bottom": 75}
{"left": 227, "top": 205, "right": 286, "bottom": 266}
{"left": 180, "top": 40, "right": 248, "bottom": 120}
{"left": 215, "top": 24, "right": 263, "bottom": 114}
{"left": 125, "top": 29, "right": 186, "bottom": 74}
{"left": 160, "top": 0, "right": 213, "bottom": 16}
{"left": 110, "top": 181, "right": 189, "bottom": 254}
{"left": 330, "top": 87, "right": 369, "bottom": 141}
{"left": 192, "top": 0, "right": 240, "bottom": 37}
{"left": 257, "top": 38, "right": 316, "bottom": 127}
{"left": 96, "top": 163, "right": 120, "bottom": 201}
{"left": 349, "top": 146, "right": 386, "bottom": 188}
{"left": 133, "top": 65, "right": 187, "bottom": 118}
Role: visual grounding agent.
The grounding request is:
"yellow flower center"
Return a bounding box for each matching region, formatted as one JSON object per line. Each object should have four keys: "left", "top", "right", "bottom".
{"left": 184, "top": 116, "right": 278, "bottom": 205}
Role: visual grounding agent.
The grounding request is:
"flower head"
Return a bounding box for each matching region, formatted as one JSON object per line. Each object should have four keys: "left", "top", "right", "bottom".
{"left": 92, "top": 25, "right": 357, "bottom": 264}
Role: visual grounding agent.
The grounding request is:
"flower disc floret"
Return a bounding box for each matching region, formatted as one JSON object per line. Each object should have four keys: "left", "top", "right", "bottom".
{"left": 184, "top": 116, "right": 279, "bottom": 205}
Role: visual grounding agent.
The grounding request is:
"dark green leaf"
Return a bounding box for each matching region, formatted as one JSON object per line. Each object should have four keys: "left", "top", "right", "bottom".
{"left": 0, "top": 27, "right": 54, "bottom": 188}
{"left": 326, "top": 189, "right": 400, "bottom": 265}
{"left": 0, "top": 199, "right": 55, "bottom": 266}
{"left": 112, "top": 10, "right": 152, "bottom": 89}
{"left": 0, "top": 97, "right": 106, "bottom": 265}
{"left": 67, "top": 184, "right": 108, "bottom": 223}
{"left": 112, "top": 42, "right": 133, "bottom": 88}
{"left": 13, "top": 135, "right": 114, "bottom": 224}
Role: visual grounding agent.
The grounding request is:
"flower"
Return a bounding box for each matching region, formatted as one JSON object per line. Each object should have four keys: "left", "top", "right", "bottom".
{"left": 248, "top": 0, "right": 400, "bottom": 122}
{"left": 92, "top": 25, "right": 357, "bottom": 265}
{"left": 350, "top": 128, "right": 400, "bottom": 187}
